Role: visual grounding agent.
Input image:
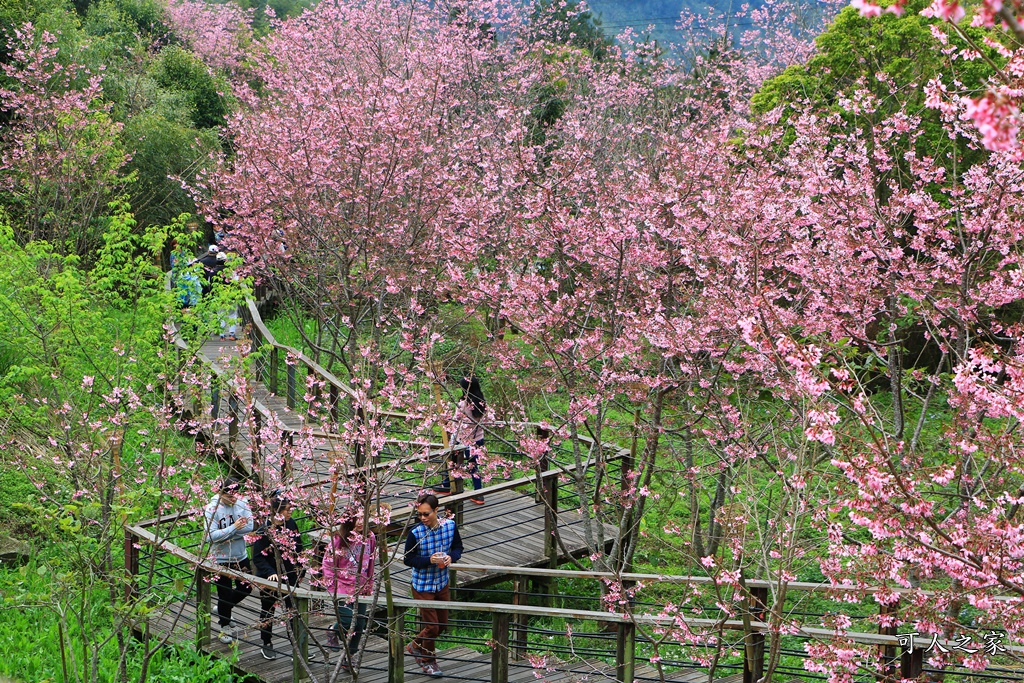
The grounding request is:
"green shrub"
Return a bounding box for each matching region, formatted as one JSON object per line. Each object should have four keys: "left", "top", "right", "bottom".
{"left": 152, "top": 46, "right": 229, "bottom": 130}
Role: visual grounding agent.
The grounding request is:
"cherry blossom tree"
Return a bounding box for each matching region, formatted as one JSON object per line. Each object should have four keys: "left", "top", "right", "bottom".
{"left": 163, "top": 0, "right": 254, "bottom": 75}
{"left": 199, "top": 0, "right": 1024, "bottom": 679}
{"left": 0, "top": 26, "right": 127, "bottom": 256}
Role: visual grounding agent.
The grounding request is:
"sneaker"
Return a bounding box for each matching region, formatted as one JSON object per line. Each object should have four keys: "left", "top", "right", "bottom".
{"left": 217, "top": 626, "right": 234, "bottom": 644}
{"left": 424, "top": 662, "right": 444, "bottom": 677}
{"left": 219, "top": 335, "right": 226, "bottom": 341}
{"left": 326, "top": 628, "right": 341, "bottom": 651}
{"left": 405, "top": 642, "right": 427, "bottom": 665}
{"left": 228, "top": 335, "right": 237, "bottom": 341}
{"left": 261, "top": 646, "right": 277, "bottom": 660}
{"left": 470, "top": 496, "right": 484, "bottom": 505}
{"left": 432, "top": 487, "right": 451, "bottom": 495}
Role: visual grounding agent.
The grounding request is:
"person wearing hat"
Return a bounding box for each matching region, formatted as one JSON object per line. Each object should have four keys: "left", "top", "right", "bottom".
{"left": 203, "top": 477, "right": 254, "bottom": 644}
{"left": 197, "top": 245, "right": 225, "bottom": 297}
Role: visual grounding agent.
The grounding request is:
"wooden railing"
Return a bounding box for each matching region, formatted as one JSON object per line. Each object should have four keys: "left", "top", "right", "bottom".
{"left": 124, "top": 514, "right": 1024, "bottom": 683}
{"left": 153, "top": 282, "right": 1024, "bottom": 683}
{"left": 241, "top": 299, "right": 358, "bottom": 430}
{"left": 165, "top": 291, "right": 636, "bottom": 554}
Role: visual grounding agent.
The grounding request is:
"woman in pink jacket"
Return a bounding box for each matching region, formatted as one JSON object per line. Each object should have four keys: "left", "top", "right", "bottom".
{"left": 321, "top": 515, "right": 376, "bottom": 669}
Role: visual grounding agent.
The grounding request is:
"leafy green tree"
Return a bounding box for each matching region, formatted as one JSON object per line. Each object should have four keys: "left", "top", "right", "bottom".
{"left": 90, "top": 198, "right": 167, "bottom": 305}
{"left": 753, "top": 0, "right": 1003, "bottom": 169}
{"left": 238, "top": 0, "right": 312, "bottom": 33}
{"left": 121, "top": 110, "right": 220, "bottom": 229}
{"left": 0, "top": 208, "right": 236, "bottom": 683}
{"left": 151, "top": 46, "right": 229, "bottom": 130}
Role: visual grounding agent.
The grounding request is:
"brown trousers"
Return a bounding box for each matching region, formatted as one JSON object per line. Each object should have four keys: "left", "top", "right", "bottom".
{"left": 411, "top": 585, "right": 450, "bottom": 661}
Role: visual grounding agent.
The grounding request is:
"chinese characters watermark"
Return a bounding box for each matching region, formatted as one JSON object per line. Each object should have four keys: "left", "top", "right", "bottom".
{"left": 896, "top": 631, "right": 1007, "bottom": 656}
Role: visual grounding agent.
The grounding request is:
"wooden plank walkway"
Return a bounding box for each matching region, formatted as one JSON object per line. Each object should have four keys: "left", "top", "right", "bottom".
{"left": 190, "top": 335, "right": 619, "bottom": 593}
{"left": 143, "top": 596, "right": 738, "bottom": 683}
{"left": 150, "top": 333, "right": 740, "bottom": 683}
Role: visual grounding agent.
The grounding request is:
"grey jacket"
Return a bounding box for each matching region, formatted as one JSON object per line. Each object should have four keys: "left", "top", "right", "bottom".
{"left": 204, "top": 494, "right": 254, "bottom": 563}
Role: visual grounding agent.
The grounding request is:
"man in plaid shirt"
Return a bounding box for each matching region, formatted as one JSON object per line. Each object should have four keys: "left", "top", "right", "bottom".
{"left": 404, "top": 493, "right": 464, "bottom": 677}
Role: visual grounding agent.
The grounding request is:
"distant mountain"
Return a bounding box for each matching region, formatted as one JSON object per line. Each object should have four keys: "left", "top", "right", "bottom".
{"left": 584, "top": 0, "right": 789, "bottom": 48}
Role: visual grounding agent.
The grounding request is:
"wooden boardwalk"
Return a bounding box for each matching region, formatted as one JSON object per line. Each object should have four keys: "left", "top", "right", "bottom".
{"left": 189, "top": 334, "right": 619, "bottom": 594}
{"left": 153, "top": 325, "right": 698, "bottom": 682}
{"left": 143, "top": 596, "right": 741, "bottom": 683}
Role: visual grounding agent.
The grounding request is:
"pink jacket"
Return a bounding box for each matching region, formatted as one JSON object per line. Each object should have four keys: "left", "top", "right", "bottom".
{"left": 451, "top": 399, "right": 484, "bottom": 445}
{"left": 320, "top": 533, "right": 376, "bottom": 597}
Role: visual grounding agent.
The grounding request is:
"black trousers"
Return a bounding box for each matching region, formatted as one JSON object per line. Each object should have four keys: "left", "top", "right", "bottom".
{"left": 215, "top": 558, "right": 252, "bottom": 627}
{"left": 259, "top": 573, "right": 297, "bottom": 646}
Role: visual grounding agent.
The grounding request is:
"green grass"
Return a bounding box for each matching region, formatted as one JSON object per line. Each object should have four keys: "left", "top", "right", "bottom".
{"left": 0, "top": 557, "right": 236, "bottom": 683}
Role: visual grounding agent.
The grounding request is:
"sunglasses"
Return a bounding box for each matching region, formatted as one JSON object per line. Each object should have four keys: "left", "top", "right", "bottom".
{"left": 416, "top": 510, "right": 433, "bottom": 518}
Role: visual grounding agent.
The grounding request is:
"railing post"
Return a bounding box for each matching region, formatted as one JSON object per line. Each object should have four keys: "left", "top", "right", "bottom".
{"left": 743, "top": 585, "right": 768, "bottom": 683}
{"left": 617, "top": 409, "right": 640, "bottom": 572}
{"left": 269, "top": 347, "right": 279, "bottom": 395}
{"left": 534, "top": 426, "right": 551, "bottom": 504}
{"left": 535, "top": 426, "right": 557, "bottom": 605}
{"left": 282, "top": 432, "right": 294, "bottom": 480}
{"left": 252, "top": 409, "right": 262, "bottom": 475}
{"left": 452, "top": 447, "right": 465, "bottom": 529}
{"left": 511, "top": 576, "right": 528, "bottom": 661}
{"left": 286, "top": 363, "right": 296, "bottom": 410}
{"left": 354, "top": 407, "right": 366, "bottom": 467}
{"left": 901, "top": 638, "right": 923, "bottom": 680}
{"left": 329, "top": 383, "right": 339, "bottom": 425}
{"left": 292, "top": 595, "right": 309, "bottom": 683}
{"left": 251, "top": 327, "right": 263, "bottom": 381}
{"left": 123, "top": 528, "right": 139, "bottom": 604}
{"left": 309, "top": 366, "right": 319, "bottom": 417}
{"left": 536, "top": 428, "right": 558, "bottom": 567}
{"left": 543, "top": 464, "right": 559, "bottom": 568}
{"left": 491, "top": 613, "right": 510, "bottom": 683}
{"left": 228, "top": 394, "right": 239, "bottom": 454}
{"left": 615, "top": 620, "right": 635, "bottom": 683}
{"left": 879, "top": 599, "right": 899, "bottom": 681}
{"left": 195, "top": 566, "right": 211, "bottom": 648}
{"left": 211, "top": 375, "right": 220, "bottom": 420}
{"left": 388, "top": 606, "right": 406, "bottom": 683}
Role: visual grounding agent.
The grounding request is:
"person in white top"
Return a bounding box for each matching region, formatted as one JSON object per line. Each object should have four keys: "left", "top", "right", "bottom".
{"left": 203, "top": 476, "right": 254, "bottom": 644}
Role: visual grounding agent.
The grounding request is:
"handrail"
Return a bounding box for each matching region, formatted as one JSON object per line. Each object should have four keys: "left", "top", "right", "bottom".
{"left": 245, "top": 300, "right": 360, "bottom": 407}
{"left": 130, "top": 446, "right": 619, "bottom": 546}
{"left": 125, "top": 522, "right": 1024, "bottom": 658}
{"left": 125, "top": 512, "right": 1024, "bottom": 604}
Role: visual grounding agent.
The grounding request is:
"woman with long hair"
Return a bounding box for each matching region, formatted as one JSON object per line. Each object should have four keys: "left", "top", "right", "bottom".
{"left": 320, "top": 513, "right": 376, "bottom": 670}
{"left": 441, "top": 375, "right": 488, "bottom": 504}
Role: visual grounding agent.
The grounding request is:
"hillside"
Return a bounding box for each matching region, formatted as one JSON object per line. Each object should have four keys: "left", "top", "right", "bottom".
{"left": 587, "top": 0, "right": 742, "bottom": 44}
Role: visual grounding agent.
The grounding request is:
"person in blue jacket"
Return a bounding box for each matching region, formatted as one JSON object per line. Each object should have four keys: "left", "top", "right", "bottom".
{"left": 403, "top": 493, "right": 463, "bottom": 677}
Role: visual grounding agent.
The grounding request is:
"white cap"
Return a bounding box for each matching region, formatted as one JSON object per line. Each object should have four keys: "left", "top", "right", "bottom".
{"left": 208, "top": 245, "right": 220, "bottom": 253}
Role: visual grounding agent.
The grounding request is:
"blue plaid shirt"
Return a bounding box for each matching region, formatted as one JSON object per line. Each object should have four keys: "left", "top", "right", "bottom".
{"left": 403, "top": 517, "right": 463, "bottom": 592}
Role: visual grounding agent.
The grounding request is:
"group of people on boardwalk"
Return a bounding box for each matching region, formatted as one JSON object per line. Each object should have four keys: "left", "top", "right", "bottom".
{"left": 202, "top": 489, "right": 464, "bottom": 676}
{"left": 170, "top": 241, "right": 239, "bottom": 340}
{"left": 199, "top": 375, "right": 487, "bottom": 674}
{"left": 203, "top": 478, "right": 377, "bottom": 669}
